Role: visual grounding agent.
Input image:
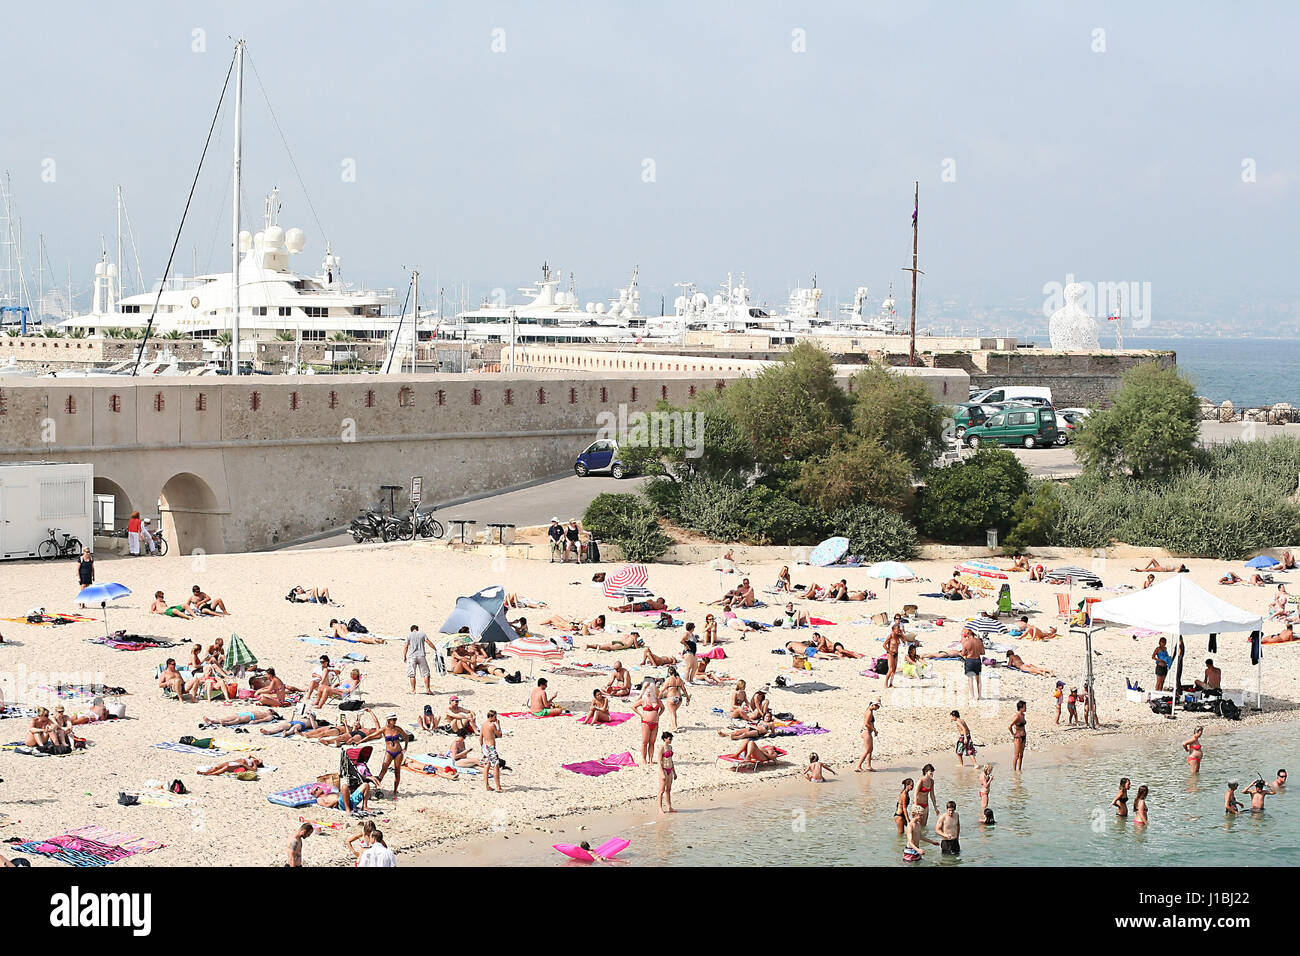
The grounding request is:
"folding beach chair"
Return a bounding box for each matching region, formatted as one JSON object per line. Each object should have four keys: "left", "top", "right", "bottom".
{"left": 996, "top": 584, "right": 1013, "bottom": 616}
{"left": 1056, "top": 593, "right": 1070, "bottom": 619}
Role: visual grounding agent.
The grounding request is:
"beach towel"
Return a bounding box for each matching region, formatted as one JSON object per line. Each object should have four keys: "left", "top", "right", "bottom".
{"left": 562, "top": 759, "right": 621, "bottom": 776}
{"left": 772, "top": 681, "right": 840, "bottom": 694}
{"left": 4, "top": 612, "right": 96, "bottom": 625}
{"left": 298, "top": 637, "right": 332, "bottom": 646}
{"left": 774, "top": 723, "right": 830, "bottom": 736}
{"left": 89, "top": 635, "right": 176, "bottom": 650}
{"left": 268, "top": 782, "right": 333, "bottom": 808}
{"left": 210, "top": 738, "right": 265, "bottom": 752}
{"left": 15, "top": 827, "right": 164, "bottom": 866}
{"left": 500, "top": 711, "right": 571, "bottom": 719}
{"left": 698, "top": 647, "right": 727, "bottom": 660}
{"left": 808, "top": 617, "right": 838, "bottom": 626}
{"left": 577, "top": 712, "right": 633, "bottom": 727}
{"left": 152, "top": 741, "right": 229, "bottom": 757}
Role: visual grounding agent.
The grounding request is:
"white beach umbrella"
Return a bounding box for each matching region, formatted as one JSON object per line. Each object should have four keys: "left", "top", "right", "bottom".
{"left": 865, "top": 561, "right": 916, "bottom": 617}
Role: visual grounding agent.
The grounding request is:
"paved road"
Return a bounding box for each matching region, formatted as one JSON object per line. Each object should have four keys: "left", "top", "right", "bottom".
{"left": 282, "top": 420, "right": 1297, "bottom": 551}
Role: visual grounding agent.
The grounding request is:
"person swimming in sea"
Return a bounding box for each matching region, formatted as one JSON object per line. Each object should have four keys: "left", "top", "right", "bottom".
{"left": 1112, "top": 777, "right": 1130, "bottom": 818}
{"left": 1225, "top": 780, "right": 1242, "bottom": 815}
{"left": 1244, "top": 778, "right": 1275, "bottom": 811}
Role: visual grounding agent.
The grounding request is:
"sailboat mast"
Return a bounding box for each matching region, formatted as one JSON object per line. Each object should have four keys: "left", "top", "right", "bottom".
{"left": 411, "top": 268, "right": 419, "bottom": 374}
{"left": 908, "top": 180, "right": 919, "bottom": 367}
{"left": 116, "top": 185, "right": 122, "bottom": 303}
{"left": 231, "top": 38, "right": 245, "bottom": 375}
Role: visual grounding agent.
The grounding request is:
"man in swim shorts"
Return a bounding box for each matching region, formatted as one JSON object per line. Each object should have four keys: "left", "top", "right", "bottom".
{"left": 960, "top": 628, "right": 983, "bottom": 699}
{"left": 480, "top": 710, "right": 504, "bottom": 793}
{"left": 529, "top": 678, "right": 562, "bottom": 716}
{"left": 935, "top": 801, "right": 961, "bottom": 855}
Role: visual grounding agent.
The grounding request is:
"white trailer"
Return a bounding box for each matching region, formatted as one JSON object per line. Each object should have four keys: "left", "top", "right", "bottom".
{"left": 0, "top": 461, "right": 95, "bottom": 560}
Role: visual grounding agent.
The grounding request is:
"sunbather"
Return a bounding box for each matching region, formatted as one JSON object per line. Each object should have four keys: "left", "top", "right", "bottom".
{"left": 542, "top": 613, "right": 606, "bottom": 636}
{"left": 811, "top": 632, "right": 866, "bottom": 658}
{"left": 1013, "top": 616, "right": 1057, "bottom": 640}
{"left": 579, "top": 689, "right": 612, "bottom": 724}
{"left": 640, "top": 645, "right": 676, "bottom": 667}
{"left": 449, "top": 727, "right": 484, "bottom": 765}
{"left": 774, "top": 566, "right": 792, "bottom": 592}
{"left": 288, "top": 586, "right": 334, "bottom": 604}
{"left": 311, "top": 780, "right": 372, "bottom": 813}
{"left": 731, "top": 740, "right": 780, "bottom": 764}
{"left": 609, "top": 596, "right": 668, "bottom": 613}
{"left": 444, "top": 696, "right": 478, "bottom": 733}
{"left": 717, "top": 720, "right": 776, "bottom": 741}
{"left": 198, "top": 756, "right": 263, "bottom": 776}
{"left": 186, "top": 585, "right": 228, "bottom": 617}
{"left": 314, "top": 668, "right": 362, "bottom": 708}
{"left": 326, "top": 619, "right": 387, "bottom": 644}
{"left": 505, "top": 593, "right": 547, "bottom": 609}
{"left": 1006, "top": 650, "right": 1054, "bottom": 676}
{"left": 260, "top": 704, "right": 328, "bottom": 737}
{"left": 25, "top": 707, "right": 68, "bottom": 747}
{"left": 311, "top": 710, "right": 383, "bottom": 746}
{"left": 202, "top": 707, "right": 278, "bottom": 727}
{"left": 150, "top": 591, "right": 194, "bottom": 619}
{"left": 605, "top": 661, "right": 632, "bottom": 697}
{"left": 1006, "top": 555, "right": 1030, "bottom": 572}
{"left": 1220, "top": 571, "right": 1244, "bottom": 585}
{"left": 251, "top": 668, "right": 291, "bottom": 706}
{"left": 585, "top": 635, "right": 644, "bottom": 651}
{"left": 187, "top": 659, "right": 232, "bottom": 702}
{"left": 158, "top": 659, "right": 191, "bottom": 703}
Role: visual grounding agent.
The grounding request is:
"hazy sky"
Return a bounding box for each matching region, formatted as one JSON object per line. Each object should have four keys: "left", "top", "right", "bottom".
{"left": 3, "top": 1, "right": 1297, "bottom": 322}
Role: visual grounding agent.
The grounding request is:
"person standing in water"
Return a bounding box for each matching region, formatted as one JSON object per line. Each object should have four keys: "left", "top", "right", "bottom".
{"left": 893, "top": 778, "right": 914, "bottom": 835}
{"left": 1244, "top": 779, "right": 1274, "bottom": 811}
{"left": 1112, "top": 777, "right": 1130, "bottom": 818}
{"left": 1133, "top": 785, "right": 1149, "bottom": 826}
{"left": 935, "top": 801, "right": 961, "bottom": 856}
{"left": 1183, "top": 726, "right": 1204, "bottom": 773}
{"left": 1225, "top": 780, "right": 1242, "bottom": 815}
{"left": 855, "top": 701, "right": 880, "bottom": 772}
{"left": 1009, "top": 700, "right": 1027, "bottom": 771}
{"left": 978, "top": 763, "right": 994, "bottom": 816}
{"left": 916, "top": 764, "right": 937, "bottom": 827}
{"left": 655, "top": 731, "right": 677, "bottom": 813}
{"left": 951, "top": 710, "right": 976, "bottom": 767}
{"left": 904, "top": 806, "right": 939, "bottom": 861}
{"left": 1273, "top": 769, "right": 1288, "bottom": 791}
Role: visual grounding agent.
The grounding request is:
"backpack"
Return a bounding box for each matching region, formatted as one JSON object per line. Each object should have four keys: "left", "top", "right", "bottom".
{"left": 1219, "top": 698, "right": 1241, "bottom": 721}
{"left": 347, "top": 618, "right": 368, "bottom": 634}
{"left": 587, "top": 538, "right": 600, "bottom": 563}
{"left": 1150, "top": 698, "right": 1172, "bottom": 715}
{"left": 873, "top": 658, "right": 889, "bottom": 675}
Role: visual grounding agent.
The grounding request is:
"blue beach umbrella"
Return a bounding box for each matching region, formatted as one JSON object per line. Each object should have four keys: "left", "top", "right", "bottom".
{"left": 1245, "top": 555, "right": 1280, "bottom": 570}
{"left": 76, "top": 582, "right": 131, "bottom": 634}
{"left": 808, "top": 537, "right": 850, "bottom": 568}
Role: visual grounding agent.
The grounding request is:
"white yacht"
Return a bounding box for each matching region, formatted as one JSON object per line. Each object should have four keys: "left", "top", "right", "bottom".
{"left": 59, "top": 191, "right": 400, "bottom": 357}
{"left": 664, "top": 273, "right": 776, "bottom": 334}
{"left": 439, "top": 263, "right": 647, "bottom": 345}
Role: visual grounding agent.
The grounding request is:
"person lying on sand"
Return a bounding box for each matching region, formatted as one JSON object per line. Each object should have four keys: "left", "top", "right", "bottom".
{"left": 718, "top": 720, "right": 777, "bottom": 741}
{"left": 202, "top": 707, "right": 279, "bottom": 727}
{"left": 1250, "top": 573, "right": 1274, "bottom": 586}
{"left": 1011, "top": 616, "right": 1057, "bottom": 640}
{"left": 311, "top": 780, "right": 372, "bottom": 813}
{"left": 1005, "top": 651, "right": 1054, "bottom": 676}
{"left": 308, "top": 710, "right": 383, "bottom": 747}
{"left": 541, "top": 614, "right": 606, "bottom": 636}
{"left": 786, "top": 639, "right": 815, "bottom": 657}
{"left": 288, "top": 586, "right": 333, "bottom": 604}
{"left": 505, "top": 593, "right": 547, "bottom": 609}
{"left": 198, "top": 756, "right": 263, "bottom": 776}
{"left": 605, "top": 661, "right": 632, "bottom": 697}
{"left": 609, "top": 596, "right": 667, "bottom": 613}
{"left": 810, "top": 632, "right": 866, "bottom": 658}
{"left": 151, "top": 591, "right": 194, "bottom": 619}
{"left": 1266, "top": 623, "right": 1295, "bottom": 643}
{"left": 260, "top": 705, "right": 329, "bottom": 737}
{"left": 1220, "top": 572, "right": 1244, "bottom": 585}
{"left": 64, "top": 697, "right": 109, "bottom": 726}
{"left": 326, "top": 619, "right": 387, "bottom": 644}
{"left": 186, "top": 585, "right": 229, "bottom": 617}
{"left": 641, "top": 645, "right": 676, "bottom": 667}
{"left": 720, "top": 602, "right": 758, "bottom": 634}
{"left": 1135, "top": 559, "right": 1189, "bottom": 573}
{"left": 585, "top": 635, "right": 643, "bottom": 651}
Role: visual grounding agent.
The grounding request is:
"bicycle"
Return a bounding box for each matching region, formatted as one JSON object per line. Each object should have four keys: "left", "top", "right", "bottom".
{"left": 38, "top": 528, "right": 82, "bottom": 560}
{"left": 145, "top": 529, "right": 169, "bottom": 557}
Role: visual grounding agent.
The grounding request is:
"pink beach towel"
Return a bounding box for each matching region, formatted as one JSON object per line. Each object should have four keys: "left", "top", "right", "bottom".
{"left": 577, "top": 712, "right": 633, "bottom": 727}
{"left": 698, "top": 647, "right": 727, "bottom": 660}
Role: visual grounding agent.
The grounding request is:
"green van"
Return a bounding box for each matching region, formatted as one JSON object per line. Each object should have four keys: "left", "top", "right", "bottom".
{"left": 963, "top": 405, "right": 1059, "bottom": 449}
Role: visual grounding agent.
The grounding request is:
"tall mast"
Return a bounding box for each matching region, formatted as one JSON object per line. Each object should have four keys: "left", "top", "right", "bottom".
{"left": 411, "top": 268, "right": 420, "bottom": 374}
{"left": 231, "top": 38, "right": 245, "bottom": 374}
{"left": 904, "top": 180, "right": 923, "bottom": 367}
{"left": 116, "top": 184, "right": 122, "bottom": 302}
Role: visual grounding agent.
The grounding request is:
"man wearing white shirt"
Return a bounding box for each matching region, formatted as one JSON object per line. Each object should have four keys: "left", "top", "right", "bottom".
{"left": 358, "top": 830, "right": 396, "bottom": 867}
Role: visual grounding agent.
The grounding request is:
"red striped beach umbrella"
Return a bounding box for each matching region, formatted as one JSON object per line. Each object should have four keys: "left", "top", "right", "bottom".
{"left": 503, "top": 634, "right": 565, "bottom": 677}
{"left": 604, "top": 564, "right": 650, "bottom": 599}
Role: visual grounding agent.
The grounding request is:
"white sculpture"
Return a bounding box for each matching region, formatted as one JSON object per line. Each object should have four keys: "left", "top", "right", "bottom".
{"left": 1049, "top": 282, "right": 1100, "bottom": 350}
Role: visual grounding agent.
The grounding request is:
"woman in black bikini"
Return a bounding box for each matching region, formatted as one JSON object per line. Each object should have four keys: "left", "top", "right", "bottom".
{"left": 894, "top": 778, "right": 914, "bottom": 835}
{"left": 373, "top": 713, "right": 409, "bottom": 799}
{"left": 1112, "top": 777, "right": 1130, "bottom": 818}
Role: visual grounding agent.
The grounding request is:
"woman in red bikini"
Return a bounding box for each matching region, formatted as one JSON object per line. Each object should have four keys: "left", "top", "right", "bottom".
{"left": 1183, "top": 726, "right": 1204, "bottom": 773}
{"left": 915, "top": 764, "right": 936, "bottom": 827}
{"left": 633, "top": 686, "right": 664, "bottom": 766}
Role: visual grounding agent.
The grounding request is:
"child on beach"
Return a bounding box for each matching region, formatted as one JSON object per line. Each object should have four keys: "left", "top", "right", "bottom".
{"left": 1053, "top": 681, "right": 1065, "bottom": 724}
{"left": 1066, "top": 687, "right": 1079, "bottom": 725}
{"left": 802, "top": 753, "right": 836, "bottom": 782}
{"left": 978, "top": 763, "right": 993, "bottom": 815}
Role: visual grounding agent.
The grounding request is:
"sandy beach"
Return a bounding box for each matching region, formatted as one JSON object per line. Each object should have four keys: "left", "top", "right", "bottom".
{"left": 2, "top": 540, "right": 1296, "bottom": 867}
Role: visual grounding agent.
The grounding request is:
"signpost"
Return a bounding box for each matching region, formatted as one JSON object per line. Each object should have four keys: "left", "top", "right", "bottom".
{"left": 411, "top": 476, "right": 423, "bottom": 541}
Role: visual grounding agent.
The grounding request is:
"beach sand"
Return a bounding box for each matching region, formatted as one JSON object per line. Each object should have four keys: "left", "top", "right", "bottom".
{"left": 1, "top": 542, "right": 1296, "bottom": 867}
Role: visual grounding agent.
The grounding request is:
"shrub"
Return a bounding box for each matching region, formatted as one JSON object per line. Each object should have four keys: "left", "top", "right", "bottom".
{"left": 1004, "top": 481, "right": 1063, "bottom": 553}
{"left": 848, "top": 363, "right": 947, "bottom": 471}
{"left": 674, "top": 475, "right": 749, "bottom": 542}
{"left": 733, "top": 485, "right": 827, "bottom": 545}
{"left": 829, "top": 503, "right": 919, "bottom": 561}
{"left": 915, "top": 448, "right": 1030, "bottom": 543}
{"left": 642, "top": 477, "right": 682, "bottom": 521}
{"left": 793, "top": 436, "right": 914, "bottom": 512}
{"left": 1074, "top": 362, "right": 1200, "bottom": 479}
{"left": 581, "top": 493, "right": 672, "bottom": 563}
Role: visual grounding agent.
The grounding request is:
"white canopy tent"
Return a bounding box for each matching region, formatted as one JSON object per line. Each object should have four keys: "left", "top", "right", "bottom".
{"left": 1092, "top": 576, "right": 1264, "bottom": 717}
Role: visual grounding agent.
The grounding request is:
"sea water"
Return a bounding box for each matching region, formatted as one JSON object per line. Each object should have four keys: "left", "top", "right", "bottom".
{"left": 1126, "top": 337, "right": 1300, "bottom": 408}
{"left": 507, "top": 722, "right": 1300, "bottom": 867}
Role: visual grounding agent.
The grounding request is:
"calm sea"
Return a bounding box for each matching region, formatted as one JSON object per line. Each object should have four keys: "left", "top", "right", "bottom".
{"left": 493, "top": 722, "right": 1299, "bottom": 868}
{"left": 1125, "top": 337, "right": 1300, "bottom": 408}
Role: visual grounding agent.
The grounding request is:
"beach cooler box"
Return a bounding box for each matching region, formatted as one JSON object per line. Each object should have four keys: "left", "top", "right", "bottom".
{"left": 1125, "top": 688, "right": 1148, "bottom": 704}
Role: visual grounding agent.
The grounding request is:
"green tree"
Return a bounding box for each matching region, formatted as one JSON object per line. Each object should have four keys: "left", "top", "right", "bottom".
{"left": 275, "top": 330, "right": 296, "bottom": 342}
{"left": 1004, "top": 480, "right": 1063, "bottom": 553}
{"left": 849, "top": 363, "right": 948, "bottom": 470}
{"left": 720, "top": 342, "right": 850, "bottom": 464}
{"left": 829, "top": 503, "right": 919, "bottom": 561}
{"left": 915, "top": 448, "right": 1030, "bottom": 543}
{"left": 793, "top": 436, "right": 913, "bottom": 512}
{"left": 162, "top": 329, "right": 187, "bottom": 340}
{"left": 582, "top": 493, "right": 672, "bottom": 562}
{"left": 1074, "top": 362, "right": 1200, "bottom": 479}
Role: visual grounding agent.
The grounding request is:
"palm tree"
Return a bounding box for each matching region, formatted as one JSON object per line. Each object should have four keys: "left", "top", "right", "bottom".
{"left": 327, "top": 331, "right": 354, "bottom": 343}
{"left": 275, "top": 330, "right": 295, "bottom": 342}
{"left": 41, "top": 326, "right": 64, "bottom": 338}
{"left": 214, "top": 332, "right": 233, "bottom": 347}
{"left": 119, "top": 328, "right": 142, "bottom": 340}
{"left": 162, "top": 329, "right": 187, "bottom": 340}
{"left": 104, "top": 327, "right": 123, "bottom": 339}
{"left": 67, "top": 328, "right": 87, "bottom": 339}
{"left": 3, "top": 327, "right": 21, "bottom": 338}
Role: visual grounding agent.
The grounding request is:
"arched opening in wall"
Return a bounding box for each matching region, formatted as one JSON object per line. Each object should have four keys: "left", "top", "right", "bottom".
{"left": 92, "top": 477, "right": 132, "bottom": 535}
{"left": 159, "top": 472, "right": 224, "bottom": 557}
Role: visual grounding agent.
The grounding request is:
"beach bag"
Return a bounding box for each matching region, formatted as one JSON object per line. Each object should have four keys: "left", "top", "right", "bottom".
{"left": 236, "top": 771, "right": 258, "bottom": 781}
{"left": 347, "top": 617, "right": 368, "bottom": 634}
{"left": 1219, "top": 698, "right": 1241, "bottom": 721}
{"left": 39, "top": 743, "right": 72, "bottom": 755}
{"left": 170, "top": 779, "right": 188, "bottom": 795}
{"left": 873, "top": 658, "right": 889, "bottom": 675}
{"left": 106, "top": 700, "right": 126, "bottom": 719}
{"left": 872, "top": 612, "right": 889, "bottom": 625}
{"left": 587, "top": 538, "right": 600, "bottom": 563}
{"left": 592, "top": 572, "right": 606, "bottom": 583}
{"left": 1150, "top": 698, "right": 1172, "bottom": 715}
{"left": 117, "top": 792, "right": 138, "bottom": 806}
{"left": 339, "top": 699, "right": 363, "bottom": 711}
